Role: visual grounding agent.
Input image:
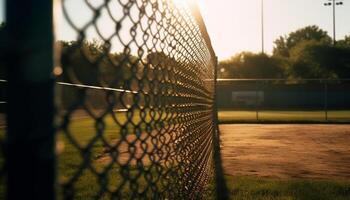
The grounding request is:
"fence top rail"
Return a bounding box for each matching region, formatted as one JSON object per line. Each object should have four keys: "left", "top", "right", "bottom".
{"left": 56, "top": 82, "right": 138, "bottom": 94}
{"left": 0, "top": 79, "right": 139, "bottom": 93}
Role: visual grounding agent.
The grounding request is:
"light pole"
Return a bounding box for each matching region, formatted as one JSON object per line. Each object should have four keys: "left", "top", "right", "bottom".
{"left": 261, "top": 0, "right": 265, "bottom": 54}
{"left": 324, "top": 0, "right": 344, "bottom": 45}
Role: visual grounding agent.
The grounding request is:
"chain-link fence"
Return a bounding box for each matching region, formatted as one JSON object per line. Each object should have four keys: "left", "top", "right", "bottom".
{"left": 0, "top": 0, "right": 229, "bottom": 199}
{"left": 54, "top": 0, "right": 225, "bottom": 199}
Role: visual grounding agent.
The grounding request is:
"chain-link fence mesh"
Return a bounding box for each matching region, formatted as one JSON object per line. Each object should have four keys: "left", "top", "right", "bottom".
{"left": 55, "top": 0, "right": 218, "bottom": 199}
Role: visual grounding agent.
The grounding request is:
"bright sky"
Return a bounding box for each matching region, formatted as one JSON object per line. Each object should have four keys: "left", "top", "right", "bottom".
{"left": 198, "top": 0, "right": 350, "bottom": 60}
{"left": 1, "top": 0, "right": 350, "bottom": 60}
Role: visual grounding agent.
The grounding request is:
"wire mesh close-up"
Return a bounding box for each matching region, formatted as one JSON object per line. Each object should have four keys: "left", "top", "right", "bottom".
{"left": 55, "top": 0, "right": 218, "bottom": 199}
{"left": 4, "top": 0, "right": 350, "bottom": 200}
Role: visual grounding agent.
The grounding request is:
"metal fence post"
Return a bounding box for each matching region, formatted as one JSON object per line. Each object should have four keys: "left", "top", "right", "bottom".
{"left": 5, "top": 0, "right": 55, "bottom": 200}
{"left": 324, "top": 80, "right": 328, "bottom": 121}
{"left": 213, "top": 56, "right": 229, "bottom": 200}
{"left": 255, "top": 80, "right": 259, "bottom": 121}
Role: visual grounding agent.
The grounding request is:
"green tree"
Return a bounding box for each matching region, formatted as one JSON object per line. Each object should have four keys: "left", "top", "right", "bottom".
{"left": 273, "top": 36, "right": 289, "bottom": 57}
{"left": 99, "top": 52, "right": 139, "bottom": 88}
{"left": 58, "top": 40, "right": 143, "bottom": 109}
{"left": 59, "top": 40, "right": 102, "bottom": 85}
{"left": 337, "top": 35, "right": 350, "bottom": 48}
{"left": 287, "top": 40, "right": 350, "bottom": 79}
{"left": 58, "top": 40, "right": 141, "bottom": 88}
{"left": 273, "top": 25, "right": 332, "bottom": 57}
{"left": 219, "top": 52, "right": 284, "bottom": 79}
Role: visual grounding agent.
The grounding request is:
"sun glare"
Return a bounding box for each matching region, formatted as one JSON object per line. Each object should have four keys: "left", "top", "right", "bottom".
{"left": 172, "top": 0, "right": 189, "bottom": 7}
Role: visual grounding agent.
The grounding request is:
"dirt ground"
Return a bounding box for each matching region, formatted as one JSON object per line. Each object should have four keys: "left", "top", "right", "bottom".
{"left": 220, "top": 124, "right": 350, "bottom": 180}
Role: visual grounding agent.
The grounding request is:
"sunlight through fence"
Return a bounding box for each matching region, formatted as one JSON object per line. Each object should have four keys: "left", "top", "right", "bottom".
{"left": 54, "top": 0, "right": 226, "bottom": 199}
{"left": 1, "top": 0, "right": 229, "bottom": 199}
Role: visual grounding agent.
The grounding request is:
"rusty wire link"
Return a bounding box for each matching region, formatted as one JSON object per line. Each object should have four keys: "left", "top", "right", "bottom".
{"left": 56, "top": 0, "right": 218, "bottom": 199}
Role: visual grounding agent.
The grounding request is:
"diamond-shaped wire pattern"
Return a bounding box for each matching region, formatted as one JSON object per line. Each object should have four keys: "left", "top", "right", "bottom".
{"left": 56, "top": 0, "right": 217, "bottom": 199}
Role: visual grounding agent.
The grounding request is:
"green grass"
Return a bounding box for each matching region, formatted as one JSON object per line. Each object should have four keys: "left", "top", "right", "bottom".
{"left": 2, "top": 113, "right": 350, "bottom": 199}
{"left": 0, "top": 112, "right": 160, "bottom": 199}
{"left": 57, "top": 112, "right": 174, "bottom": 199}
{"left": 225, "top": 176, "right": 350, "bottom": 200}
{"left": 0, "top": 110, "right": 187, "bottom": 199}
{"left": 219, "top": 110, "right": 350, "bottom": 123}
{"left": 32, "top": 114, "right": 350, "bottom": 200}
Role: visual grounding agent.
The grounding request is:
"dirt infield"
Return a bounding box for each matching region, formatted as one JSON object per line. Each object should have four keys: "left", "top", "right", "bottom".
{"left": 220, "top": 124, "right": 350, "bottom": 180}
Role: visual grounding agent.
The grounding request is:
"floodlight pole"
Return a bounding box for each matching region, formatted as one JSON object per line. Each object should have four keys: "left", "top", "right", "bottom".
{"left": 324, "top": 0, "right": 344, "bottom": 45}
{"left": 261, "top": 0, "right": 265, "bottom": 54}
{"left": 333, "top": 0, "right": 336, "bottom": 45}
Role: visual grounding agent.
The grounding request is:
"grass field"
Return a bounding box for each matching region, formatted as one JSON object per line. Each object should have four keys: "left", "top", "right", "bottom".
{"left": 218, "top": 110, "right": 350, "bottom": 123}
{"left": 0, "top": 114, "right": 153, "bottom": 199}
{"left": 1, "top": 116, "right": 350, "bottom": 199}
{"left": 225, "top": 176, "right": 350, "bottom": 200}
{"left": 56, "top": 113, "right": 166, "bottom": 199}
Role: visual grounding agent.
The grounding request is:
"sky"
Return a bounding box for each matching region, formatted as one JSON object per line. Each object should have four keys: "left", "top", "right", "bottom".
{"left": 197, "top": 0, "right": 350, "bottom": 59}
{"left": 1, "top": 0, "right": 350, "bottom": 60}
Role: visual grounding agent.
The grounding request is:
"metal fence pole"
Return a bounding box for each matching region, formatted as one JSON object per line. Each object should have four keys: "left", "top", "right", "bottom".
{"left": 324, "top": 80, "right": 328, "bottom": 121}
{"left": 255, "top": 80, "right": 259, "bottom": 121}
{"left": 5, "top": 0, "right": 55, "bottom": 200}
{"left": 213, "top": 56, "right": 229, "bottom": 200}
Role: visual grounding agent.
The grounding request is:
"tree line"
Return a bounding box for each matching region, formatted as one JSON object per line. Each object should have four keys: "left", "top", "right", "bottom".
{"left": 219, "top": 25, "right": 350, "bottom": 79}
{"left": 1, "top": 23, "right": 350, "bottom": 80}
{"left": 0, "top": 21, "right": 178, "bottom": 86}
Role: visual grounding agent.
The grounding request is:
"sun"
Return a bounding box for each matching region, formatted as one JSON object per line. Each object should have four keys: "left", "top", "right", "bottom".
{"left": 172, "top": 0, "right": 189, "bottom": 7}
